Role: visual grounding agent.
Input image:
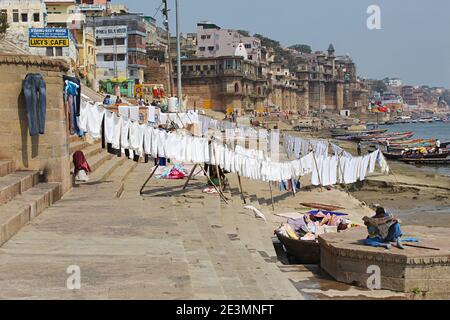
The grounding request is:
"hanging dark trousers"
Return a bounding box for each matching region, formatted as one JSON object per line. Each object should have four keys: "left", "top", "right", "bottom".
{"left": 23, "top": 73, "right": 47, "bottom": 136}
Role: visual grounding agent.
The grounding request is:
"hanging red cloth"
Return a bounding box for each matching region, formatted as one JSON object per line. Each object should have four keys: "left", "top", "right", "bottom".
{"left": 152, "top": 86, "right": 159, "bottom": 99}
{"left": 73, "top": 151, "right": 91, "bottom": 174}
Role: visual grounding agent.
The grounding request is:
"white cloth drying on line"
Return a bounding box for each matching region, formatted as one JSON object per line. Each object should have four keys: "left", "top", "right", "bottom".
{"left": 86, "top": 102, "right": 105, "bottom": 140}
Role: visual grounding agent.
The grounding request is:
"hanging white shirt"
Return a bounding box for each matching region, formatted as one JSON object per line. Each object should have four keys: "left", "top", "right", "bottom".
{"left": 87, "top": 102, "right": 105, "bottom": 140}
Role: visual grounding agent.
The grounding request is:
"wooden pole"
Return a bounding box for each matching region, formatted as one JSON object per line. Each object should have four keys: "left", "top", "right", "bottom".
{"left": 139, "top": 164, "right": 160, "bottom": 195}
{"left": 200, "top": 165, "right": 228, "bottom": 204}
{"left": 214, "top": 148, "right": 223, "bottom": 192}
{"left": 237, "top": 174, "right": 246, "bottom": 204}
{"left": 182, "top": 163, "right": 198, "bottom": 190}
{"left": 269, "top": 182, "right": 275, "bottom": 211}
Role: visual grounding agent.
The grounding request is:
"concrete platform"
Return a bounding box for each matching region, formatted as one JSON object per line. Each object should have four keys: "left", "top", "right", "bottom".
{"left": 319, "top": 226, "right": 450, "bottom": 298}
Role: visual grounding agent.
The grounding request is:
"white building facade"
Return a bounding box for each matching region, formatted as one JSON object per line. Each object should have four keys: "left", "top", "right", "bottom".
{"left": 196, "top": 22, "right": 262, "bottom": 62}
{"left": 95, "top": 25, "right": 128, "bottom": 80}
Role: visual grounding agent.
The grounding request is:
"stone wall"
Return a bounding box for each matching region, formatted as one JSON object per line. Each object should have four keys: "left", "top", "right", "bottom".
{"left": 144, "top": 59, "right": 170, "bottom": 90}
{"left": 0, "top": 54, "right": 72, "bottom": 194}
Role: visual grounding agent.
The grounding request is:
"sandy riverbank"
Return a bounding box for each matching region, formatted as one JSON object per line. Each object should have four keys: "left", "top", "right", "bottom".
{"left": 314, "top": 133, "right": 450, "bottom": 227}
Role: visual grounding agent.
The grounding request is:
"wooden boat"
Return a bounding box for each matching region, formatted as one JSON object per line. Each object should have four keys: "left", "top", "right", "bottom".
{"left": 382, "top": 150, "right": 449, "bottom": 160}
{"left": 385, "top": 138, "right": 435, "bottom": 146}
{"left": 331, "top": 128, "right": 387, "bottom": 137}
{"left": 399, "top": 158, "right": 450, "bottom": 165}
{"left": 360, "top": 131, "right": 414, "bottom": 142}
{"left": 275, "top": 232, "right": 320, "bottom": 264}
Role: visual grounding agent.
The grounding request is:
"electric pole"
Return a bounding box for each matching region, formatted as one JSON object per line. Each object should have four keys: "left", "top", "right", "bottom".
{"left": 162, "top": 0, "right": 174, "bottom": 97}
{"left": 175, "top": 0, "right": 183, "bottom": 111}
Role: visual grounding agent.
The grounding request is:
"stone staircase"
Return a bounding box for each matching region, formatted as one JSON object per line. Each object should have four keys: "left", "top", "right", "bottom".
{"left": 0, "top": 136, "right": 138, "bottom": 248}
{"left": 133, "top": 166, "right": 306, "bottom": 299}
{"left": 0, "top": 160, "right": 61, "bottom": 247}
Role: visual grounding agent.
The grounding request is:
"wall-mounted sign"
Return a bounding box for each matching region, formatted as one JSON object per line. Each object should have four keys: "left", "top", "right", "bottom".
{"left": 78, "top": 4, "right": 106, "bottom": 12}
{"left": 95, "top": 26, "right": 128, "bottom": 39}
{"left": 29, "top": 28, "right": 69, "bottom": 47}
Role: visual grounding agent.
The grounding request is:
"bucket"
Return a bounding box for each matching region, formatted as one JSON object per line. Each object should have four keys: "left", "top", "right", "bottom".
{"left": 168, "top": 97, "right": 179, "bottom": 113}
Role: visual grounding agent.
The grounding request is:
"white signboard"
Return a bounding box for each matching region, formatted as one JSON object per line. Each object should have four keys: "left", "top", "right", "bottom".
{"left": 79, "top": 4, "right": 106, "bottom": 12}
{"left": 95, "top": 26, "right": 127, "bottom": 39}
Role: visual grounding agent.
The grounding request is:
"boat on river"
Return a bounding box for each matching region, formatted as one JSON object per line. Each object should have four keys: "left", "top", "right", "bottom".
{"left": 359, "top": 131, "right": 414, "bottom": 142}
{"left": 382, "top": 150, "right": 449, "bottom": 160}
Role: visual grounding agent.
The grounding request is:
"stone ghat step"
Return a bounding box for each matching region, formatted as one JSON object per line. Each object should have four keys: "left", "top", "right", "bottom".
{"left": 0, "top": 182, "right": 61, "bottom": 247}
{"left": 87, "top": 156, "right": 128, "bottom": 183}
{"left": 199, "top": 194, "right": 303, "bottom": 299}
{"left": 70, "top": 141, "right": 103, "bottom": 161}
{"left": 0, "top": 171, "right": 40, "bottom": 206}
{"left": 0, "top": 160, "right": 15, "bottom": 178}
{"left": 109, "top": 160, "right": 138, "bottom": 198}
{"left": 69, "top": 135, "right": 84, "bottom": 144}
{"left": 224, "top": 200, "right": 303, "bottom": 299}
{"left": 69, "top": 140, "right": 93, "bottom": 155}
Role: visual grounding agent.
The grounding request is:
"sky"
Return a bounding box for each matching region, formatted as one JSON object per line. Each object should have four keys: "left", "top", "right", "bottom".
{"left": 113, "top": 0, "right": 450, "bottom": 88}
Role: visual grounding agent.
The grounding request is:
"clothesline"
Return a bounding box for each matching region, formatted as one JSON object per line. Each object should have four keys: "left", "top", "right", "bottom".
{"left": 77, "top": 96, "right": 389, "bottom": 186}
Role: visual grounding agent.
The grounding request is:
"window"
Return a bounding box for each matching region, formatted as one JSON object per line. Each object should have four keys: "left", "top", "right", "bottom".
{"left": 33, "top": 13, "right": 40, "bottom": 22}
{"left": 21, "top": 13, "right": 28, "bottom": 22}
{"left": 201, "top": 35, "right": 207, "bottom": 40}
{"left": 208, "top": 46, "right": 214, "bottom": 51}
{"left": 55, "top": 47, "right": 62, "bottom": 56}
{"left": 195, "top": 65, "right": 201, "bottom": 71}
{"left": 104, "top": 39, "right": 114, "bottom": 46}
{"left": 225, "top": 59, "right": 234, "bottom": 70}
{"left": 181, "top": 66, "right": 186, "bottom": 72}
{"left": 248, "top": 55, "right": 253, "bottom": 60}
{"left": 117, "top": 54, "right": 126, "bottom": 61}
{"left": 234, "top": 83, "right": 239, "bottom": 93}
{"left": 46, "top": 47, "right": 53, "bottom": 56}
{"left": 207, "top": 35, "right": 211, "bottom": 39}
{"left": 104, "top": 54, "right": 114, "bottom": 62}
{"left": 116, "top": 38, "right": 125, "bottom": 45}
{"left": 244, "top": 44, "right": 251, "bottom": 49}
{"left": 199, "top": 47, "right": 205, "bottom": 52}
{"left": 210, "top": 65, "right": 216, "bottom": 71}
{"left": 13, "top": 10, "right": 19, "bottom": 22}
{"left": 202, "top": 65, "right": 209, "bottom": 71}
{"left": 188, "top": 65, "right": 194, "bottom": 71}
{"left": 96, "top": 39, "right": 102, "bottom": 46}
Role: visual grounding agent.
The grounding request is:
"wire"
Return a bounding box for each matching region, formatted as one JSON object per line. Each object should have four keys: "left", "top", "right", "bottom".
{"left": 152, "top": 2, "right": 164, "bottom": 19}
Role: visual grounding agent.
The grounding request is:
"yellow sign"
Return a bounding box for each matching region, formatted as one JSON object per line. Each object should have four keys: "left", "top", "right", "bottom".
{"left": 203, "top": 100, "right": 212, "bottom": 109}
{"left": 134, "top": 84, "right": 143, "bottom": 98}
{"left": 29, "top": 38, "right": 69, "bottom": 47}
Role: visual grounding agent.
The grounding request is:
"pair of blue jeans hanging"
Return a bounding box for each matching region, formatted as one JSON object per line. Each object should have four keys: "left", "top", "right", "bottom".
{"left": 64, "top": 80, "right": 83, "bottom": 137}
{"left": 23, "top": 73, "right": 47, "bottom": 136}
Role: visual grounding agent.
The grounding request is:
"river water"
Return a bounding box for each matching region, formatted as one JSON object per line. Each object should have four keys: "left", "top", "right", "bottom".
{"left": 380, "top": 122, "right": 450, "bottom": 176}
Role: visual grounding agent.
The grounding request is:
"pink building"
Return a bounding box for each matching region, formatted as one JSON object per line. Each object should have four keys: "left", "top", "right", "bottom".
{"left": 196, "top": 22, "right": 262, "bottom": 62}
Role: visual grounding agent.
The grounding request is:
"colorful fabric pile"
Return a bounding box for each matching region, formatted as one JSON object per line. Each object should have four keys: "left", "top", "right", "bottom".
{"left": 276, "top": 211, "right": 354, "bottom": 241}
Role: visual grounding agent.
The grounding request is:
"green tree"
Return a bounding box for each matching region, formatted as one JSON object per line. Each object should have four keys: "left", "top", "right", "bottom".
{"left": 237, "top": 30, "right": 250, "bottom": 37}
{"left": 0, "top": 11, "right": 9, "bottom": 34}
{"left": 373, "top": 80, "right": 387, "bottom": 93}
{"left": 289, "top": 44, "right": 312, "bottom": 54}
